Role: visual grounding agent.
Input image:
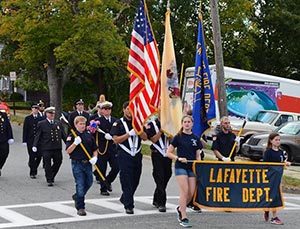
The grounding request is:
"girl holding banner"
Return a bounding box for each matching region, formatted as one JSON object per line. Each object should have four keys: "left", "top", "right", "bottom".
{"left": 263, "top": 132, "right": 291, "bottom": 225}
{"left": 166, "top": 115, "right": 202, "bottom": 228}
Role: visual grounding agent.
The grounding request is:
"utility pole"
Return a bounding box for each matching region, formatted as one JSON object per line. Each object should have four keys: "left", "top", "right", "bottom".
{"left": 210, "top": 0, "right": 228, "bottom": 118}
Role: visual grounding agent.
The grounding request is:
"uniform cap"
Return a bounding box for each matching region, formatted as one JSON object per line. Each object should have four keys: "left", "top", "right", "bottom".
{"left": 44, "top": 106, "right": 55, "bottom": 114}
{"left": 74, "top": 99, "right": 84, "bottom": 106}
{"left": 38, "top": 100, "right": 45, "bottom": 107}
{"left": 100, "top": 101, "right": 113, "bottom": 108}
{"left": 31, "top": 104, "right": 39, "bottom": 109}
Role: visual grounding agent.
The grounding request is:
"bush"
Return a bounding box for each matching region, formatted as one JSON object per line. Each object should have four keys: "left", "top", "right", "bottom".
{"left": 10, "top": 92, "right": 23, "bottom": 102}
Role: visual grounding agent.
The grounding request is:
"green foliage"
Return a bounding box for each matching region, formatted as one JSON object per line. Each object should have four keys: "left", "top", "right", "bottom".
{"left": 0, "top": 0, "right": 129, "bottom": 109}
{"left": 9, "top": 92, "right": 23, "bottom": 101}
{"left": 252, "top": 0, "right": 300, "bottom": 79}
{"left": 115, "top": 0, "right": 257, "bottom": 72}
{"left": 62, "top": 77, "right": 98, "bottom": 112}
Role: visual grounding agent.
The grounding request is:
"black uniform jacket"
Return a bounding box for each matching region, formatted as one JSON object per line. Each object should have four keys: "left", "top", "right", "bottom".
{"left": 23, "top": 114, "right": 44, "bottom": 146}
{"left": 0, "top": 112, "right": 13, "bottom": 143}
{"left": 33, "top": 119, "right": 67, "bottom": 151}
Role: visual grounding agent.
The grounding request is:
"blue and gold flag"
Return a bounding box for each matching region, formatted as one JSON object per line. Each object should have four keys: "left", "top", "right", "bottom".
{"left": 192, "top": 16, "right": 216, "bottom": 137}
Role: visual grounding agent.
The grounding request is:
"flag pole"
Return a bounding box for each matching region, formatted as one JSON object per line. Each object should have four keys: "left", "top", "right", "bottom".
{"left": 179, "top": 63, "right": 184, "bottom": 90}
{"left": 228, "top": 119, "right": 247, "bottom": 158}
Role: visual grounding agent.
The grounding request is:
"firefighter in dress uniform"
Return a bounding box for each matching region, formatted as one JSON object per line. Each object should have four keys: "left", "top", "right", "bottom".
{"left": 90, "top": 100, "right": 119, "bottom": 196}
{"left": 32, "top": 107, "right": 66, "bottom": 186}
{"left": 68, "top": 99, "right": 90, "bottom": 134}
{"left": 22, "top": 104, "right": 44, "bottom": 178}
{"left": 0, "top": 111, "right": 14, "bottom": 177}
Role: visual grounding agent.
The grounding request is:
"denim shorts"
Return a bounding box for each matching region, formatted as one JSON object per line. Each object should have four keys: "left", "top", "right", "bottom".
{"left": 175, "top": 168, "right": 195, "bottom": 177}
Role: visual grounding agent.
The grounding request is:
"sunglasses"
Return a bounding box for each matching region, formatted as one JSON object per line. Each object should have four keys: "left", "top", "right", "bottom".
{"left": 102, "top": 107, "right": 112, "bottom": 110}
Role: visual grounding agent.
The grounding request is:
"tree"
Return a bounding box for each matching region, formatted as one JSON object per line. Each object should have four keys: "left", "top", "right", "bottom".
{"left": 252, "top": 0, "right": 300, "bottom": 79}
{"left": 0, "top": 0, "right": 128, "bottom": 115}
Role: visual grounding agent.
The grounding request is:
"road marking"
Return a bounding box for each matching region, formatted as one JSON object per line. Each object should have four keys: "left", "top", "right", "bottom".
{"left": 0, "top": 196, "right": 300, "bottom": 228}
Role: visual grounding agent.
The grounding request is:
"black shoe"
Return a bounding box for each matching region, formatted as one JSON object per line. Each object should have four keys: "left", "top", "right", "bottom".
{"left": 101, "top": 191, "right": 110, "bottom": 196}
{"left": 152, "top": 201, "right": 159, "bottom": 208}
{"left": 125, "top": 208, "right": 134, "bottom": 214}
{"left": 107, "top": 182, "right": 112, "bottom": 192}
{"left": 47, "top": 182, "right": 53, "bottom": 187}
{"left": 190, "top": 205, "right": 202, "bottom": 213}
{"left": 120, "top": 197, "right": 124, "bottom": 205}
{"left": 158, "top": 206, "right": 166, "bottom": 212}
{"left": 176, "top": 206, "right": 182, "bottom": 222}
{"left": 0, "top": 169, "right": 2, "bottom": 176}
{"left": 30, "top": 175, "right": 36, "bottom": 179}
{"left": 72, "top": 194, "right": 79, "bottom": 210}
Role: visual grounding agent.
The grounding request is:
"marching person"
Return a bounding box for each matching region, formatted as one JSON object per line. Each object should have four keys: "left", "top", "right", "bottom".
{"left": 68, "top": 99, "right": 90, "bottom": 133}
{"left": 22, "top": 104, "right": 44, "bottom": 178}
{"left": 32, "top": 107, "right": 66, "bottom": 186}
{"left": 89, "top": 95, "right": 105, "bottom": 185}
{"left": 110, "top": 101, "right": 147, "bottom": 214}
{"left": 66, "top": 116, "right": 98, "bottom": 216}
{"left": 263, "top": 132, "right": 291, "bottom": 225}
{"left": 90, "top": 99, "right": 119, "bottom": 196}
{"left": 0, "top": 111, "right": 14, "bottom": 177}
{"left": 166, "top": 115, "right": 202, "bottom": 228}
{"left": 212, "top": 116, "right": 240, "bottom": 162}
{"left": 144, "top": 111, "right": 172, "bottom": 213}
{"left": 37, "top": 100, "right": 46, "bottom": 117}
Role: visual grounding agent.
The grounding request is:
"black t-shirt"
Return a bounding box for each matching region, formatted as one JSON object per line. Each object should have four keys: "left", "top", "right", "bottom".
{"left": 212, "top": 131, "right": 236, "bottom": 159}
{"left": 171, "top": 132, "right": 202, "bottom": 170}
{"left": 66, "top": 130, "right": 97, "bottom": 160}
{"left": 263, "top": 148, "right": 286, "bottom": 162}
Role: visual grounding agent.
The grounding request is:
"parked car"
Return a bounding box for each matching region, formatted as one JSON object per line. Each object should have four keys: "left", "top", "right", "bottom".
{"left": 207, "top": 110, "right": 300, "bottom": 148}
{"left": 0, "top": 100, "right": 10, "bottom": 116}
{"left": 242, "top": 121, "right": 300, "bottom": 162}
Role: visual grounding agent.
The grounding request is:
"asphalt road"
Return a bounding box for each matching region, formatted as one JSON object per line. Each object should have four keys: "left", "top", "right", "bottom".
{"left": 1, "top": 124, "right": 300, "bottom": 229}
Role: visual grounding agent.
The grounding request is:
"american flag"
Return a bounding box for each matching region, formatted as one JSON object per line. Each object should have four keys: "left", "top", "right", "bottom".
{"left": 128, "top": 0, "right": 160, "bottom": 134}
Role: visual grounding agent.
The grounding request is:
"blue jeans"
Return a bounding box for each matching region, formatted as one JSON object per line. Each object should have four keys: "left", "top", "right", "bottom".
{"left": 71, "top": 160, "right": 93, "bottom": 209}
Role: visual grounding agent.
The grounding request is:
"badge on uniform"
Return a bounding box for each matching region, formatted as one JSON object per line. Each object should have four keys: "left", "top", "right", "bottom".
{"left": 57, "top": 126, "right": 60, "bottom": 130}
{"left": 66, "top": 136, "right": 72, "bottom": 141}
{"left": 212, "top": 136, "right": 217, "bottom": 141}
{"left": 112, "top": 122, "right": 117, "bottom": 126}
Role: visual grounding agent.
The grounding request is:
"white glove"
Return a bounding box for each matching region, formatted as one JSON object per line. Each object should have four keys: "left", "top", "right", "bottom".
{"left": 8, "top": 139, "right": 14, "bottom": 145}
{"left": 74, "top": 136, "right": 82, "bottom": 146}
{"left": 32, "top": 147, "right": 37, "bottom": 152}
{"left": 105, "top": 133, "right": 113, "bottom": 140}
{"left": 222, "top": 157, "right": 231, "bottom": 162}
{"left": 235, "top": 136, "right": 241, "bottom": 146}
{"left": 89, "top": 156, "right": 98, "bottom": 165}
{"left": 22, "top": 142, "right": 27, "bottom": 146}
{"left": 128, "top": 129, "right": 136, "bottom": 136}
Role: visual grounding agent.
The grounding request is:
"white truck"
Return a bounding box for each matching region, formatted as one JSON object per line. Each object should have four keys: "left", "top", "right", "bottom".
{"left": 182, "top": 65, "right": 300, "bottom": 145}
